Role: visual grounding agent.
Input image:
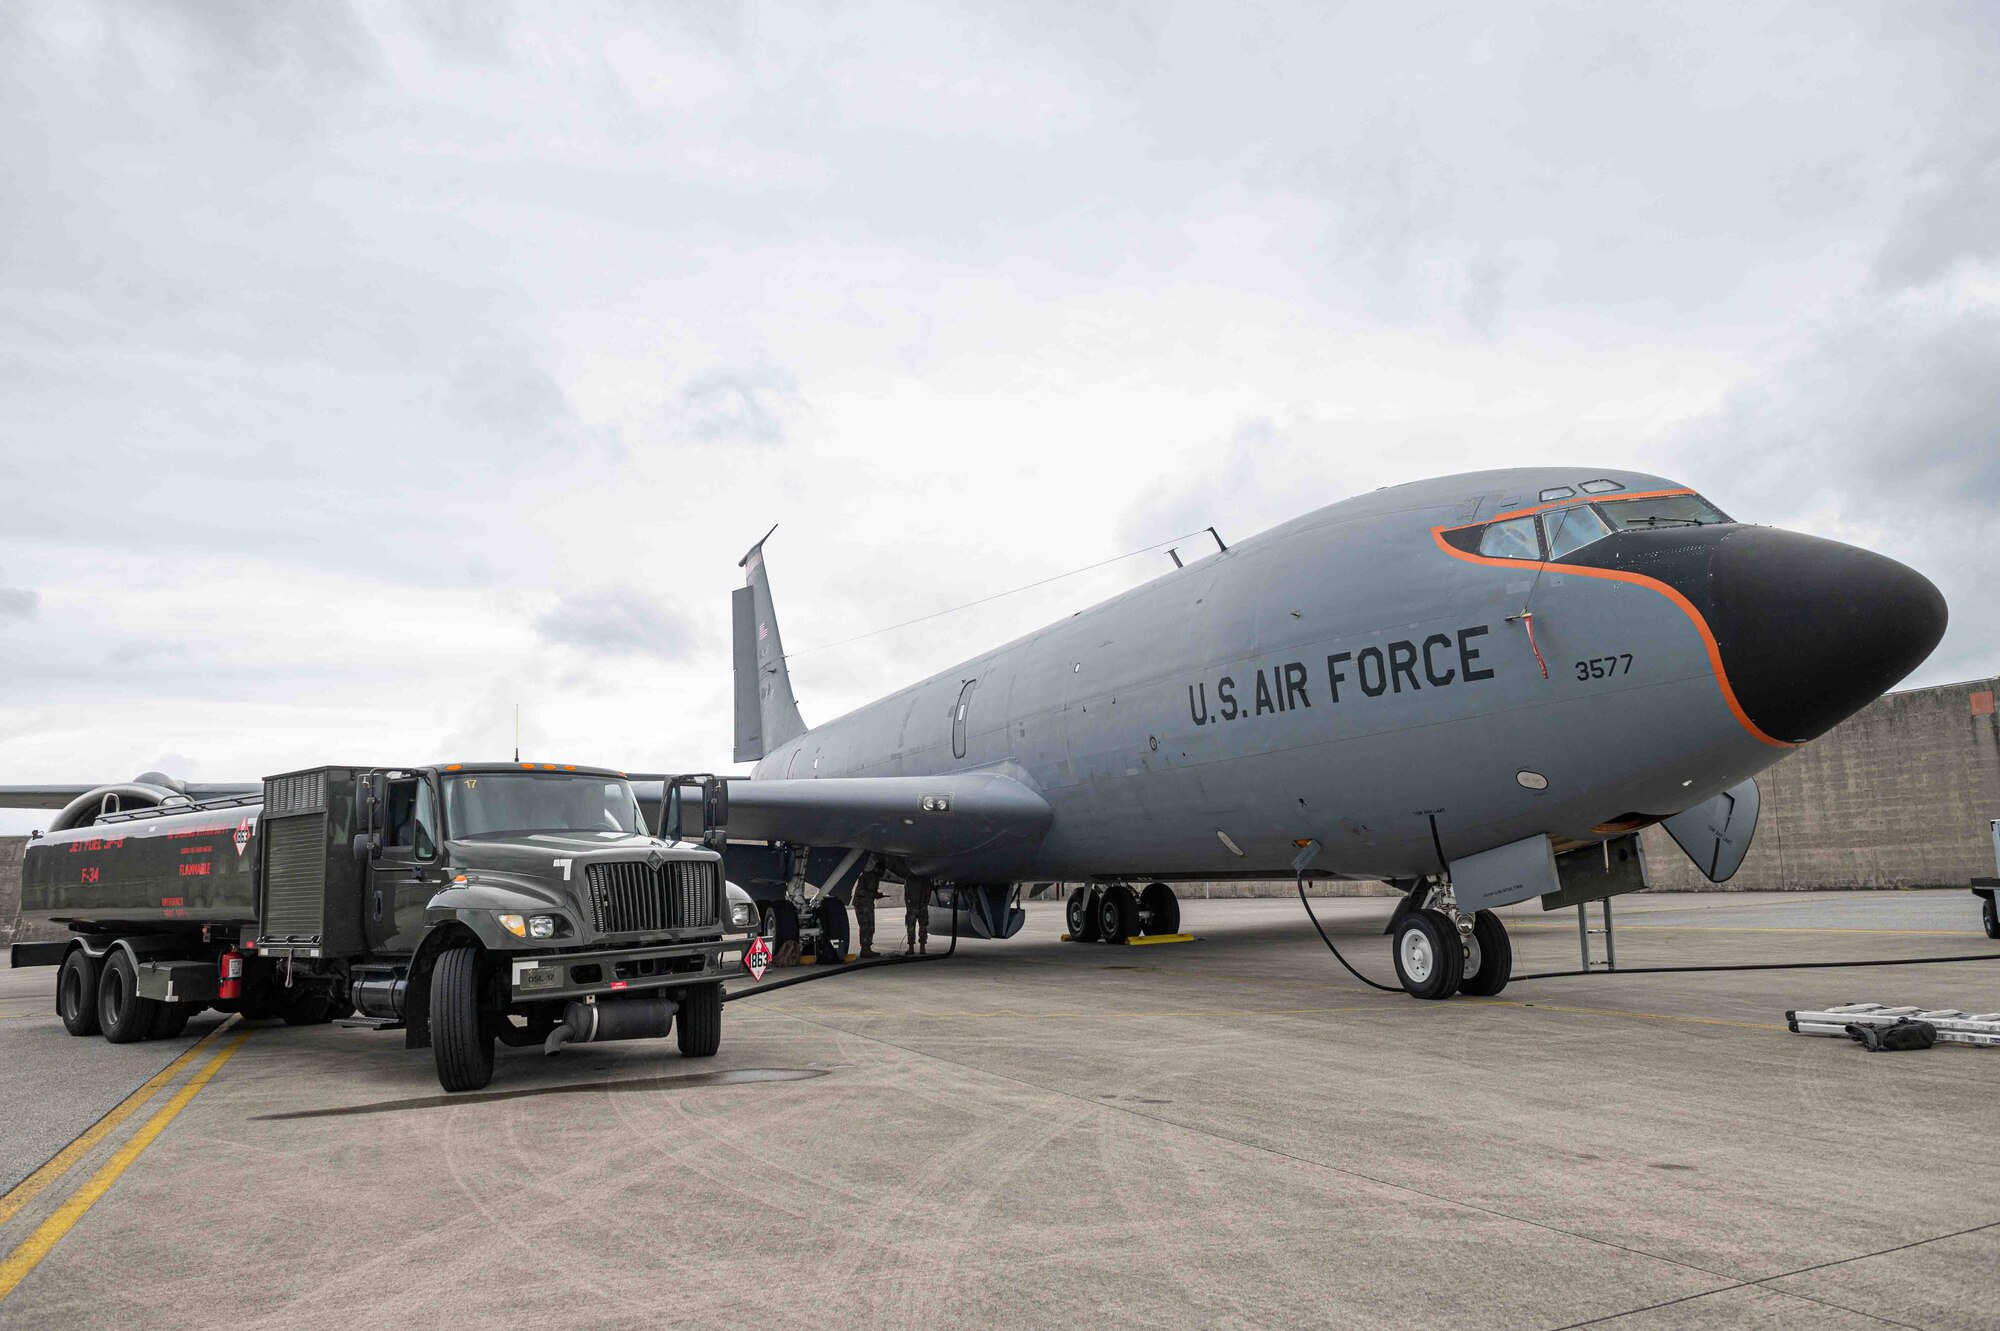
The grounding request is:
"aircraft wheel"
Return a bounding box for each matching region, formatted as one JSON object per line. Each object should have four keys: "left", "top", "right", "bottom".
{"left": 761, "top": 900, "right": 800, "bottom": 947}
{"left": 1098, "top": 884, "right": 1138, "bottom": 944}
{"left": 1392, "top": 910, "right": 1463, "bottom": 1000}
{"left": 1456, "top": 911, "right": 1513, "bottom": 997}
{"left": 58, "top": 949, "right": 102, "bottom": 1037}
{"left": 99, "top": 951, "right": 162, "bottom": 1043}
{"left": 1139, "top": 882, "right": 1180, "bottom": 936}
{"left": 431, "top": 945, "right": 495, "bottom": 1093}
{"left": 149, "top": 1002, "right": 191, "bottom": 1040}
{"left": 1984, "top": 895, "right": 1999, "bottom": 941}
{"left": 1066, "top": 887, "right": 1100, "bottom": 942}
{"left": 817, "top": 897, "right": 850, "bottom": 962}
{"left": 677, "top": 982, "right": 723, "bottom": 1057}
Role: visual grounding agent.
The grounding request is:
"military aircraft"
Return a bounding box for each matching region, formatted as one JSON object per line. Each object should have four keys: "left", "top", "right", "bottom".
{"left": 690, "top": 466, "right": 1946, "bottom": 997}
{"left": 4, "top": 468, "right": 1947, "bottom": 1000}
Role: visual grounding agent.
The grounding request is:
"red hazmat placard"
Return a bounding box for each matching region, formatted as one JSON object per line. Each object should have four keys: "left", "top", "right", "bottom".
{"left": 744, "top": 935, "right": 771, "bottom": 982}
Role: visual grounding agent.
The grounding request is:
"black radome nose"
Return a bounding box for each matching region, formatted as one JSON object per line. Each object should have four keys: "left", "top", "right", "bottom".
{"left": 1557, "top": 525, "right": 1947, "bottom": 745}
{"left": 1703, "top": 528, "right": 1946, "bottom": 743}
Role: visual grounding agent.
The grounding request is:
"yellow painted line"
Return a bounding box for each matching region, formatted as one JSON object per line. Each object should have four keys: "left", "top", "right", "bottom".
{"left": 0, "top": 1023, "right": 234, "bottom": 1228}
{"left": 0, "top": 1031, "right": 249, "bottom": 1303}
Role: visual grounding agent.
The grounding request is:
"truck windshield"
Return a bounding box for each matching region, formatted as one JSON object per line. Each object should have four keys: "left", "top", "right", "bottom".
{"left": 442, "top": 774, "right": 644, "bottom": 838}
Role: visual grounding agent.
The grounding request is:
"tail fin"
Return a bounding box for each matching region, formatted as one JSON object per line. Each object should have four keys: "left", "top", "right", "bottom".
{"left": 733, "top": 526, "right": 808, "bottom": 763}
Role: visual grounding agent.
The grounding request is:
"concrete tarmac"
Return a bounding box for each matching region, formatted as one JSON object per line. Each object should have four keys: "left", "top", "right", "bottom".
{"left": 2, "top": 890, "right": 1997, "bottom": 1330}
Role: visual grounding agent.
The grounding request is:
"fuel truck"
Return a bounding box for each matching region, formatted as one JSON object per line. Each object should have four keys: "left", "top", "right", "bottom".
{"left": 11, "top": 763, "right": 758, "bottom": 1091}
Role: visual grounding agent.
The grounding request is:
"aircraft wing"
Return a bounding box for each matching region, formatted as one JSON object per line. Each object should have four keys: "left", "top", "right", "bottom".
{"left": 635, "top": 772, "right": 1054, "bottom": 873}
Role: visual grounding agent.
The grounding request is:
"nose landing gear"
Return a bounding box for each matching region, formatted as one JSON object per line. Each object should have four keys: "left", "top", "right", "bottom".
{"left": 1388, "top": 880, "right": 1513, "bottom": 999}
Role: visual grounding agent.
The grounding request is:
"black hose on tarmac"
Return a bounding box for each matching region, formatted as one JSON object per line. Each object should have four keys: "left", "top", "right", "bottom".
{"left": 722, "top": 890, "right": 961, "bottom": 1004}
{"left": 1295, "top": 874, "right": 2000, "bottom": 991}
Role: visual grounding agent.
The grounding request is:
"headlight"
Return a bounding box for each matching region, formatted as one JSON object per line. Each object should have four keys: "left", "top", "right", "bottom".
{"left": 729, "top": 902, "right": 758, "bottom": 929}
{"left": 498, "top": 913, "right": 527, "bottom": 938}
{"left": 528, "top": 915, "right": 556, "bottom": 939}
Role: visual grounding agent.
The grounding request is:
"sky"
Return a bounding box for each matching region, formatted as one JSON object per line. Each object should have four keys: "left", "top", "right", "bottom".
{"left": 2, "top": 1, "right": 1997, "bottom": 832}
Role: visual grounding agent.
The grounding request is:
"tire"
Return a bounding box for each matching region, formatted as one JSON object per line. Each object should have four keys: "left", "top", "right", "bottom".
{"left": 149, "top": 1003, "right": 191, "bottom": 1040}
{"left": 1457, "top": 911, "right": 1513, "bottom": 997}
{"left": 761, "top": 900, "right": 800, "bottom": 947}
{"left": 99, "top": 950, "right": 161, "bottom": 1043}
{"left": 1066, "top": 887, "right": 1100, "bottom": 942}
{"left": 1097, "top": 884, "right": 1137, "bottom": 944}
{"left": 280, "top": 990, "right": 334, "bottom": 1026}
{"left": 1984, "top": 895, "right": 1999, "bottom": 941}
{"left": 1139, "top": 882, "right": 1180, "bottom": 936}
{"left": 1392, "top": 910, "right": 1464, "bottom": 1000}
{"left": 676, "top": 982, "right": 722, "bottom": 1057}
{"left": 58, "top": 949, "right": 102, "bottom": 1037}
{"left": 431, "top": 946, "right": 494, "bottom": 1092}
{"left": 817, "top": 897, "right": 850, "bottom": 962}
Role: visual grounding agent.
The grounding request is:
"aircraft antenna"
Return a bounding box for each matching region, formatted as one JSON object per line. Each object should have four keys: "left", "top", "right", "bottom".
{"left": 514, "top": 704, "right": 520, "bottom": 763}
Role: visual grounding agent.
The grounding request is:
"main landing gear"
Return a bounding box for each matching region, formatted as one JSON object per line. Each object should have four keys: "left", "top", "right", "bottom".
{"left": 1065, "top": 882, "right": 1181, "bottom": 944}
{"left": 1388, "top": 881, "right": 1512, "bottom": 1000}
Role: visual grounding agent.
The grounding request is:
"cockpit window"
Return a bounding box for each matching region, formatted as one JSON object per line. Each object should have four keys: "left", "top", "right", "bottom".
{"left": 1476, "top": 515, "right": 1543, "bottom": 561}
{"left": 1579, "top": 479, "right": 1624, "bottom": 494}
{"left": 1542, "top": 503, "right": 1613, "bottom": 559}
{"left": 1596, "top": 493, "right": 1731, "bottom": 531}
{"left": 1538, "top": 485, "right": 1575, "bottom": 502}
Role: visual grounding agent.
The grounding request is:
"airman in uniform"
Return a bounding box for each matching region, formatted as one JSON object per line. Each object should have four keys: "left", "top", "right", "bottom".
{"left": 903, "top": 874, "right": 931, "bottom": 955}
{"left": 853, "top": 857, "right": 885, "bottom": 960}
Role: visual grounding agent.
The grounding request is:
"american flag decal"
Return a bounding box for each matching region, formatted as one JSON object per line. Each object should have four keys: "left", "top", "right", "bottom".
{"left": 759, "top": 622, "right": 768, "bottom": 641}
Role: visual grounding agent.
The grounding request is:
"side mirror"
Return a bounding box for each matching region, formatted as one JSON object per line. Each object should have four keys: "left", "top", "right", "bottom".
{"left": 706, "top": 779, "right": 728, "bottom": 829}
{"left": 364, "top": 772, "right": 388, "bottom": 811}
{"left": 350, "top": 831, "right": 383, "bottom": 863}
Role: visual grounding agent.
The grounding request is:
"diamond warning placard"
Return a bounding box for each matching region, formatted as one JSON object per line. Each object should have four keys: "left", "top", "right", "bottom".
{"left": 744, "top": 934, "right": 771, "bottom": 982}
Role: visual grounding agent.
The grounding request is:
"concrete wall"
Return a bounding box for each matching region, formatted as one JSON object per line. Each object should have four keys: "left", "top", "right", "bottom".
{"left": 0, "top": 837, "right": 27, "bottom": 949}
{"left": 1640, "top": 676, "right": 2000, "bottom": 890}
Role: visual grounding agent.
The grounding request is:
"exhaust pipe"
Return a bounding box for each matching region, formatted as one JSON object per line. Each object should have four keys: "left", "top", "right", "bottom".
{"left": 543, "top": 996, "right": 677, "bottom": 1055}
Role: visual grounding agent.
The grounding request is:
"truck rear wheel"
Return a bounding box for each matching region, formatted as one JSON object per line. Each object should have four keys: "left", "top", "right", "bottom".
{"left": 281, "top": 990, "right": 334, "bottom": 1026}
{"left": 58, "top": 950, "right": 102, "bottom": 1037}
{"left": 431, "top": 946, "right": 494, "bottom": 1092}
{"left": 149, "top": 1002, "right": 191, "bottom": 1040}
{"left": 99, "top": 951, "right": 162, "bottom": 1043}
{"left": 676, "top": 983, "right": 722, "bottom": 1057}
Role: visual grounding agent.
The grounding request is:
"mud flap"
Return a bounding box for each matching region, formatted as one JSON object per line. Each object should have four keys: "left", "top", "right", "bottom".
{"left": 1663, "top": 778, "right": 1760, "bottom": 884}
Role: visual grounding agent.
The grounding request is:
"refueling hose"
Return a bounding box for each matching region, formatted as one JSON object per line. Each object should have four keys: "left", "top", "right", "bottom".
{"left": 1295, "top": 867, "right": 2000, "bottom": 990}
{"left": 722, "top": 889, "right": 961, "bottom": 1003}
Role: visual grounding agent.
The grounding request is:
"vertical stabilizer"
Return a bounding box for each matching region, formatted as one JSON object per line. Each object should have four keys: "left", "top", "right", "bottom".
{"left": 734, "top": 527, "right": 807, "bottom": 762}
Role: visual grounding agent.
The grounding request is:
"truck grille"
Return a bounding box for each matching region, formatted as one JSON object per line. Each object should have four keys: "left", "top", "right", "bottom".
{"left": 585, "top": 860, "right": 719, "bottom": 935}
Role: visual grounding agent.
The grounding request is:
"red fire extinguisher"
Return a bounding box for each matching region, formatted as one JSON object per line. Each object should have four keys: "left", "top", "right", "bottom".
{"left": 218, "top": 948, "right": 243, "bottom": 1001}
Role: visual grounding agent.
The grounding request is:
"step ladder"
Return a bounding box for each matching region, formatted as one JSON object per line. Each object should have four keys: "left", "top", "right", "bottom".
{"left": 1786, "top": 1002, "right": 2000, "bottom": 1048}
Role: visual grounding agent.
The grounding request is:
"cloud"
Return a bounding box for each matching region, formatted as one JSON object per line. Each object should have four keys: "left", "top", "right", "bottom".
{"left": 1673, "top": 296, "right": 2000, "bottom": 684}
{"left": 533, "top": 588, "right": 701, "bottom": 661}
{"left": 678, "top": 366, "right": 799, "bottom": 446}
{"left": 0, "top": 588, "right": 37, "bottom": 619}
{"left": 1874, "top": 136, "right": 2000, "bottom": 291}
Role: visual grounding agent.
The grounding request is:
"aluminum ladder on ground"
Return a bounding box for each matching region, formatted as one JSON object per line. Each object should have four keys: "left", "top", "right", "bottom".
{"left": 1786, "top": 1002, "right": 2000, "bottom": 1048}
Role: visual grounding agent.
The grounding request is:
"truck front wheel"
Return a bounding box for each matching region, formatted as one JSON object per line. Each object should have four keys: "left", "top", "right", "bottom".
{"left": 676, "top": 983, "right": 722, "bottom": 1057}
{"left": 58, "top": 949, "right": 102, "bottom": 1037}
{"left": 99, "top": 951, "right": 162, "bottom": 1044}
{"left": 431, "top": 945, "right": 494, "bottom": 1092}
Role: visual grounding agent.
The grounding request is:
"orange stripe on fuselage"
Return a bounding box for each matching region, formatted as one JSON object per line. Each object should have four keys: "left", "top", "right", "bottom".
{"left": 1428, "top": 514, "right": 1796, "bottom": 750}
